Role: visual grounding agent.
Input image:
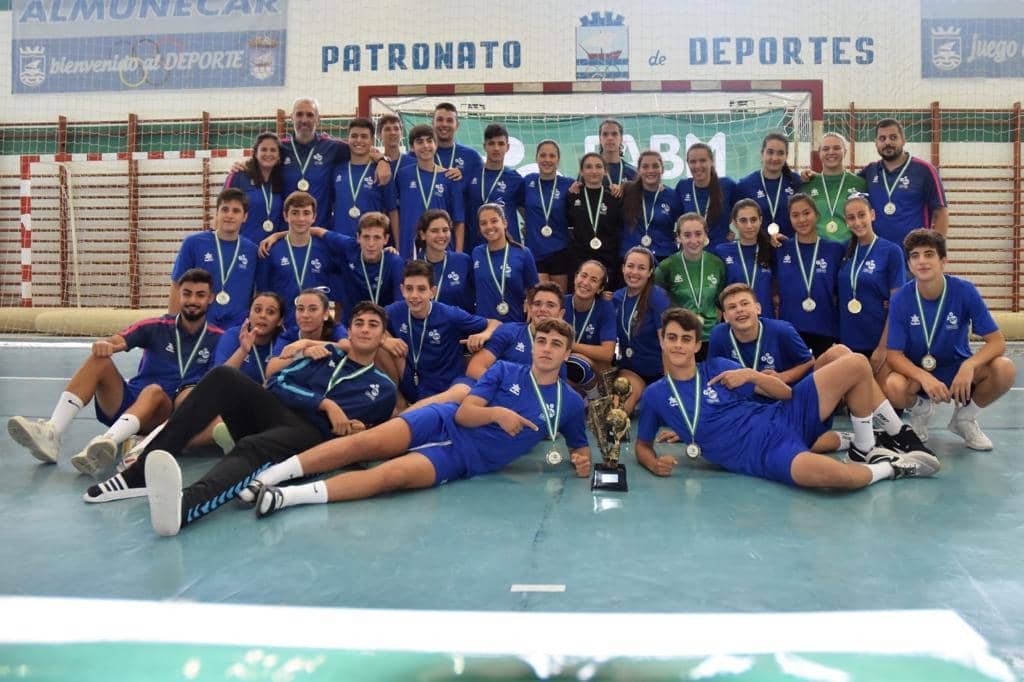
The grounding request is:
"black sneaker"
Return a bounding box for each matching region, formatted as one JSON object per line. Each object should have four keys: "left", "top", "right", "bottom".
{"left": 876, "top": 425, "right": 935, "bottom": 457}
{"left": 255, "top": 485, "right": 285, "bottom": 519}
{"left": 847, "top": 443, "right": 871, "bottom": 463}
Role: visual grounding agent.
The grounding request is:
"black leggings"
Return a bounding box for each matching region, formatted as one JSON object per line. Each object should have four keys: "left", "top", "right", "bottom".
{"left": 122, "top": 366, "right": 324, "bottom": 528}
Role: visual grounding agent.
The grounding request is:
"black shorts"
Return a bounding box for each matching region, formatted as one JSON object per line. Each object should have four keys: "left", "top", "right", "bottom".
{"left": 535, "top": 248, "right": 574, "bottom": 276}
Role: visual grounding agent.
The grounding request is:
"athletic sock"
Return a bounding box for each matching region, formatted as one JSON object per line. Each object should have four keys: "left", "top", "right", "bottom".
{"left": 867, "top": 462, "right": 894, "bottom": 484}
{"left": 101, "top": 414, "right": 141, "bottom": 445}
{"left": 872, "top": 400, "right": 903, "bottom": 436}
{"left": 911, "top": 396, "right": 932, "bottom": 415}
{"left": 836, "top": 431, "right": 853, "bottom": 451}
{"left": 258, "top": 456, "right": 305, "bottom": 487}
{"left": 851, "top": 414, "right": 875, "bottom": 452}
{"left": 954, "top": 400, "right": 981, "bottom": 421}
{"left": 280, "top": 480, "right": 328, "bottom": 509}
{"left": 48, "top": 391, "right": 84, "bottom": 435}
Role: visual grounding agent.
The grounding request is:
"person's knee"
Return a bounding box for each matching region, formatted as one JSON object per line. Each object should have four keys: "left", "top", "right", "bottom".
{"left": 992, "top": 356, "right": 1017, "bottom": 385}
{"left": 378, "top": 460, "right": 416, "bottom": 492}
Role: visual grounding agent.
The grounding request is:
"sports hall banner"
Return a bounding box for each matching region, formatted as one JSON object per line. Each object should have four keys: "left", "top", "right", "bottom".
{"left": 921, "top": 0, "right": 1024, "bottom": 78}
{"left": 398, "top": 111, "right": 786, "bottom": 181}
{"left": 10, "top": 0, "right": 287, "bottom": 93}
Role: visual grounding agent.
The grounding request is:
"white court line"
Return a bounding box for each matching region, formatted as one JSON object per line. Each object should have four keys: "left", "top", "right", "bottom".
{"left": 510, "top": 584, "right": 566, "bottom": 593}
{"left": 0, "top": 341, "right": 91, "bottom": 349}
{"left": 0, "top": 376, "right": 71, "bottom": 381}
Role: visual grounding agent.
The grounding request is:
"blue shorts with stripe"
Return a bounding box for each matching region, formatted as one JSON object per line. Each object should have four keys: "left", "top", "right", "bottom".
{"left": 94, "top": 377, "right": 146, "bottom": 427}
{"left": 399, "top": 402, "right": 473, "bottom": 486}
{"left": 757, "top": 374, "right": 829, "bottom": 485}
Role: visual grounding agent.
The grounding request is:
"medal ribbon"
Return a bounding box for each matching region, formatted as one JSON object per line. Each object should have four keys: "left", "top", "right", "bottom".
{"left": 213, "top": 233, "right": 241, "bottom": 290}
{"left": 250, "top": 344, "right": 269, "bottom": 384}
{"left": 849, "top": 236, "right": 878, "bottom": 301}
{"left": 759, "top": 171, "right": 784, "bottom": 224}
{"left": 486, "top": 242, "right": 510, "bottom": 307}
{"left": 584, "top": 186, "right": 605, "bottom": 239}
{"left": 538, "top": 177, "right": 557, "bottom": 225}
{"left": 259, "top": 183, "right": 275, "bottom": 221}
{"left": 736, "top": 242, "right": 760, "bottom": 289}
{"left": 882, "top": 154, "right": 914, "bottom": 205}
{"left": 570, "top": 296, "right": 596, "bottom": 344}
{"left": 174, "top": 315, "right": 209, "bottom": 379}
{"left": 359, "top": 254, "right": 386, "bottom": 305}
{"left": 480, "top": 166, "right": 504, "bottom": 203}
{"left": 289, "top": 139, "right": 315, "bottom": 184}
{"left": 325, "top": 354, "right": 375, "bottom": 395}
{"left": 348, "top": 162, "right": 372, "bottom": 208}
{"left": 641, "top": 187, "right": 663, "bottom": 241}
{"left": 794, "top": 238, "right": 822, "bottom": 303}
{"left": 620, "top": 293, "right": 640, "bottom": 349}
{"left": 285, "top": 237, "right": 313, "bottom": 291}
{"left": 683, "top": 254, "right": 707, "bottom": 310}
{"left": 821, "top": 172, "right": 848, "bottom": 221}
{"left": 728, "top": 322, "right": 763, "bottom": 371}
{"left": 666, "top": 366, "right": 702, "bottom": 445}
{"left": 914, "top": 275, "right": 948, "bottom": 357}
{"left": 529, "top": 369, "right": 563, "bottom": 444}
{"left": 407, "top": 303, "right": 432, "bottom": 378}
{"left": 417, "top": 166, "right": 440, "bottom": 211}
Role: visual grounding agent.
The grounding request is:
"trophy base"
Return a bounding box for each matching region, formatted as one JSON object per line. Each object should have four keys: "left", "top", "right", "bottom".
{"left": 591, "top": 463, "right": 628, "bottom": 492}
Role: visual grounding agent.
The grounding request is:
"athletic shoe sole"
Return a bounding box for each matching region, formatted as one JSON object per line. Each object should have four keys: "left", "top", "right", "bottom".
{"left": 7, "top": 417, "right": 58, "bottom": 464}
{"left": 83, "top": 486, "right": 148, "bottom": 504}
{"left": 71, "top": 439, "right": 118, "bottom": 476}
{"left": 145, "top": 450, "right": 183, "bottom": 537}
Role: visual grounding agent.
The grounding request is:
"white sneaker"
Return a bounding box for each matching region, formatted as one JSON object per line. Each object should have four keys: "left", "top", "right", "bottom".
{"left": 948, "top": 417, "right": 993, "bottom": 451}
{"left": 83, "top": 473, "right": 147, "bottom": 504}
{"left": 909, "top": 397, "right": 935, "bottom": 443}
{"left": 7, "top": 416, "right": 60, "bottom": 463}
{"left": 145, "top": 450, "right": 183, "bottom": 537}
{"left": 70, "top": 436, "right": 119, "bottom": 476}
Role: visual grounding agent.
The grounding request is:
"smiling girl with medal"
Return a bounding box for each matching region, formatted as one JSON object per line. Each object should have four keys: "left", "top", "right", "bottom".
{"left": 621, "top": 151, "right": 682, "bottom": 261}
{"left": 712, "top": 199, "right": 775, "bottom": 317}
{"left": 883, "top": 230, "right": 1014, "bottom": 451}
{"left": 613, "top": 247, "right": 671, "bottom": 415}
{"left": 735, "top": 133, "right": 802, "bottom": 238}
{"left": 837, "top": 194, "right": 905, "bottom": 376}
{"left": 801, "top": 133, "right": 867, "bottom": 243}
{"left": 635, "top": 307, "right": 940, "bottom": 487}
{"left": 562, "top": 260, "right": 617, "bottom": 395}
{"left": 472, "top": 203, "right": 539, "bottom": 323}
{"left": 414, "top": 209, "right": 474, "bottom": 314}
{"left": 226, "top": 132, "right": 286, "bottom": 244}
{"left": 654, "top": 213, "right": 725, "bottom": 356}
{"left": 522, "top": 140, "right": 575, "bottom": 294}
{"left": 773, "top": 193, "right": 845, "bottom": 357}
{"left": 675, "top": 142, "right": 737, "bottom": 249}
{"left": 567, "top": 153, "right": 624, "bottom": 289}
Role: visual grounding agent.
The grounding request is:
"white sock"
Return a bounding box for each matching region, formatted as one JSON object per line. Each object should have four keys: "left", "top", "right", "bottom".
{"left": 867, "top": 462, "right": 894, "bottom": 484}
{"left": 851, "top": 414, "right": 875, "bottom": 452}
{"left": 48, "top": 391, "right": 84, "bottom": 435}
{"left": 911, "top": 396, "right": 932, "bottom": 414}
{"left": 836, "top": 431, "right": 853, "bottom": 451}
{"left": 872, "top": 400, "right": 903, "bottom": 436}
{"left": 101, "top": 414, "right": 141, "bottom": 444}
{"left": 280, "top": 480, "right": 329, "bottom": 508}
{"left": 954, "top": 400, "right": 981, "bottom": 421}
{"left": 257, "top": 456, "right": 305, "bottom": 487}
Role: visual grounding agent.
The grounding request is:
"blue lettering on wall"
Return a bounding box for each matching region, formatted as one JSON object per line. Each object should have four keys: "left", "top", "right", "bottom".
{"left": 683, "top": 34, "right": 873, "bottom": 66}
{"left": 320, "top": 41, "right": 523, "bottom": 72}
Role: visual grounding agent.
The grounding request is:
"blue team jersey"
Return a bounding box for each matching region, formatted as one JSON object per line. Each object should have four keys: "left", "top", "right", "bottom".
{"left": 774, "top": 238, "right": 845, "bottom": 337}
{"left": 564, "top": 295, "right": 617, "bottom": 346}
{"left": 416, "top": 249, "right": 475, "bottom": 314}
{"left": 256, "top": 235, "right": 339, "bottom": 331}
{"left": 837, "top": 237, "right": 906, "bottom": 351}
{"left": 604, "top": 161, "right": 637, "bottom": 186}
{"left": 734, "top": 171, "right": 801, "bottom": 237}
{"left": 707, "top": 318, "right": 812, "bottom": 376}
{"left": 280, "top": 133, "right": 351, "bottom": 228}
{"left": 213, "top": 325, "right": 275, "bottom": 385}
{"left": 860, "top": 156, "right": 947, "bottom": 246}
{"left": 225, "top": 172, "right": 285, "bottom": 244}
{"left": 713, "top": 241, "right": 775, "bottom": 317}
{"left": 387, "top": 300, "right": 489, "bottom": 401}
{"left": 887, "top": 275, "right": 998, "bottom": 384}
{"left": 460, "top": 361, "right": 587, "bottom": 476}
{"left": 675, "top": 176, "right": 737, "bottom": 249}
{"left": 638, "top": 357, "right": 808, "bottom": 478}
{"left": 330, "top": 161, "right": 396, "bottom": 236}
{"left": 620, "top": 188, "right": 682, "bottom": 261}
{"left": 521, "top": 174, "right": 573, "bottom": 260}
{"left": 267, "top": 347, "right": 396, "bottom": 437}
{"left": 472, "top": 243, "right": 539, "bottom": 322}
{"left": 119, "top": 315, "right": 224, "bottom": 397}
{"left": 171, "top": 231, "right": 258, "bottom": 330}
{"left": 321, "top": 231, "right": 403, "bottom": 322}
{"left": 271, "top": 324, "right": 348, "bottom": 356}
{"left": 465, "top": 167, "right": 526, "bottom": 251}
{"left": 435, "top": 142, "right": 482, "bottom": 181}
{"left": 483, "top": 322, "right": 534, "bottom": 367}
{"left": 394, "top": 164, "right": 466, "bottom": 260}
{"left": 613, "top": 285, "right": 671, "bottom": 377}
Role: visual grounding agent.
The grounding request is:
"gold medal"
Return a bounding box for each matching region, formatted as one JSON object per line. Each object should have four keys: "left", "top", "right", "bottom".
{"left": 262, "top": 219, "right": 275, "bottom": 232}
{"left": 215, "top": 291, "right": 230, "bottom": 305}
{"left": 297, "top": 178, "right": 310, "bottom": 192}
{"left": 685, "top": 443, "right": 701, "bottom": 459}
{"left": 802, "top": 297, "right": 816, "bottom": 313}
{"left": 546, "top": 450, "right": 563, "bottom": 466}
{"left": 922, "top": 354, "right": 937, "bottom": 371}
{"left": 847, "top": 299, "right": 862, "bottom": 314}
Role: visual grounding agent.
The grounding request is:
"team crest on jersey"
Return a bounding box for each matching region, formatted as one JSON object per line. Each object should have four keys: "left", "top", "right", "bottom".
{"left": 784, "top": 187, "right": 795, "bottom": 196}
{"left": 428, "top": 329, "right": 441, "bottom": 344}
{"left": 335, "top": 174, "right": 342, "bottom": 182}
{"left": 810, "top": 188, "right": 819, "bottom": 197}
{"left": 756, "top": 190, "right": 765, "bottom": 199}
{"left": 447, "top": 271, "right": 461, "bottom": 284}
{"left": 515, "top": 342, "right": 526, "bottom": 353}
{"left": 542, "top": 402, "right": 557, "bottom": 419}
{"left": 497, "top": 180, "right": 508, "bottom": 192}
{"left": 667, "top": 395, "right": 679, "bottom": 408}
{"left": 673, "top": 274, "right": 684, "bottom": 283}
{"left": 473, "top": 260, "right": 481, "bottom": 270}
{"left": 683, "top": 193, "right": 692, "bottom": 202}
{"left": 816, "top": 259, "right": 828, "bottom": 272}
{"left": 399, "top": 322, "right": 408, "bottom": 334}
{"left": 510, "top": 383, "right": 521, "bottom": 396}
{"left": 363, "top": 176, "right": 375, "bottom": 189}
{"left": 724, "top": 256, "right": 734, "bottom": 265}
{"left": 702, "top": 385, "right": 720, "bottom": 403}
{"left": 365, "top": 383, "right": 380, "bottom": 400}
{"left": 348, "top": 262, "right": 356, "bottom": 271}
{"left": 863, "top": 259, "right": 876, "bottom": 273}
{"left": 761, "top": 352, "right": 775, "bottom": 368}
{"left": 899, "top": 176, "right": 911, "bottom": 190}
{"left": 574, "top": 199, "right": 582, "bottom": 206}
{"left": 310, "top": 259, "right": 323, "bottom": 273}
{"left": 197, "top": 348, "right": 210, "bottom": 363}
{"left": 165, "top": 342, "right": 174, "bottom": 353}
{"left": 946, "top": 312, "right": 959, "bottom": 329}
{"left": 660, "top": 203, "right": 671, "bottom": 214}
{"left": 782, "top": 254, "right": 792, "bottom": 264}
{"left": 910, "top": 314, "right": 922, "bottom": 326}
{"left": 313, "top": 153, "right": 324, "bottom": 166}
{"left": 599, "top": 203, "right": 608, "bottom": 214}
{"left": 585, "top": 323, "right": 595, "bottom": 336}
{"left": 871, "top": 174, "right": 879, "bottom": 184}
{"left": 707, "top": 274, "right": 718, "bottom": 286}
{"left": 279, "top": 257, "right": 290, "bottom": 267}
{"left": 284, "top": 157, "right": 292, "bottom": 165}
{"left": 435, "top": 184, "right": 446, "bottom": 196}
{"left": 409, "top": 181, "right": 418, "bottom": 189}
{"left": 203, "top": 252, "right": 214, "bottom": 263}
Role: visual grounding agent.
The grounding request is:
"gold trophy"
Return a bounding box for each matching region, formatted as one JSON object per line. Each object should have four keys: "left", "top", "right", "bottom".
{"left": 587, "top": 371, "right": 631, "bottom": 491}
